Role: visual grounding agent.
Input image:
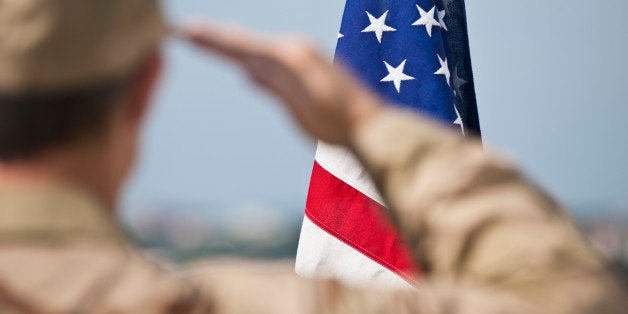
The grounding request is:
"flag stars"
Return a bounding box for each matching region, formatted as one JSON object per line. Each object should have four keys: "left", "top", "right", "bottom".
{"left": 453, "top": 65, "right": 467, "bottom": 96}
{"left": 454, "top": 106, "right": 465, "bottom": 135}
{"left": 434, "top": 55, "right": 451, "bottom": 86}
{"left": 442, "top": 0, "right": 455, "bottom": 15}
{"left": 381, "top": 60, "right": 415, "bottom": 93}
{"left": 362, "top": 11, "right": 396, "bottom": 43}
{"left": 413, "top": 5, "right": 440, "bottom": 37}
{"left": 437, "top": 9, "right": 448, "bottom": 31}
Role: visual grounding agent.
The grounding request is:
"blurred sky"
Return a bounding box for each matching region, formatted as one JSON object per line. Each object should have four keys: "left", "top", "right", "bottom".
{"left": 121, "top": 0, "right": 628, "bottom": 220}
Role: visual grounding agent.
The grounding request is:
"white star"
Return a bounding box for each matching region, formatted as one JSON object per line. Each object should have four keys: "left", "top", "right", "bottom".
{"left": 454, "top": 106, "right": 465, "bottom": 135}
{"left": 412, "top": 5, "right": 440, "bottom": 37}
{"left": 338, "top": 33, "right": 344, "bottom": 39}
{"left": 437, "top": 9, "right": 448, "bottom": 31}
{"left": 453, "top": 65, "right": 467, "bottom": 96}
{"left": 443, "top": 0, "right": 455, "bottom": 15}
{"left": 381, "top": 60, "right": 415, "bottom": 93}
{"left": 434, "top": 55, "right": 451, "bottom": 86}
{"left": 362, "top": 11, "right": 396, "bottom": 43}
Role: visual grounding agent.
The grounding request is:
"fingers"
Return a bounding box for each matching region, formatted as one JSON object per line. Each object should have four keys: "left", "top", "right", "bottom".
{"left": 180, "top": 21, "right": 274, "bottom": 63}
{"left": 180, "top": 20, "right": 322, "bottom": 100}
{"left": 176, "top": 19, "right": 366, "bottom": 144}
{"left": 180, "top": 20, "right": 299, "bottom": 95}
{"left": 179, "top": 19, "right": 323, "bottom": 76}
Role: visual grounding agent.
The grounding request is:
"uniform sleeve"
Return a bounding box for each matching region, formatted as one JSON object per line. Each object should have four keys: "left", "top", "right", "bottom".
{"left": 347, "top": 108, "right": 627, "bottom": 312}
{"left": 184, "top": 108, "right": 626, "bottom": 313}
{"left": 76, "top": 247, "right": 216, "bottom": 314}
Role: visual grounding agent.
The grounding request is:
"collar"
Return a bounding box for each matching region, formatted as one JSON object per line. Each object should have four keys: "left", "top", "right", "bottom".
{"left": 0, "top": 181, "right": 122, "bottom": 243}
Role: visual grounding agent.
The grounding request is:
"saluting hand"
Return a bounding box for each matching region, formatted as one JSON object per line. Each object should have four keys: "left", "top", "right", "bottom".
{"left": 181, "top": 21, "right": 384, "bottom": 146}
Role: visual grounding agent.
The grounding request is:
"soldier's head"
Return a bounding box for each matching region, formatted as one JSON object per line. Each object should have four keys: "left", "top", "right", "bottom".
{"left": 0, "top": 0, "right": 165, "bottom": 204}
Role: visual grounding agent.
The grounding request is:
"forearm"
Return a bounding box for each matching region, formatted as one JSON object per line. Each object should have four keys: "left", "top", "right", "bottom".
{"left": 348, "top": 107, "right": 605, "bottom": 292}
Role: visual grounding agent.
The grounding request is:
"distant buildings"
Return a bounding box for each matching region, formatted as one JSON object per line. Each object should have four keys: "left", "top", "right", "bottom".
{"left": 125, "top": 202, "right": 628, "bottom": 267}
{"left": 124, "top": 202, "right": 303, "bottom": 262}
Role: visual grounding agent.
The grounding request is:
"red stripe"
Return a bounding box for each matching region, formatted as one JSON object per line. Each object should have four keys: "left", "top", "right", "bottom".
{"left": 305, "top": 161, "right": 420, "bottom": 283}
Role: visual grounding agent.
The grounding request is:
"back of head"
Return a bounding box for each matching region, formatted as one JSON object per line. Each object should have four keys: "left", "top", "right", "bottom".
{"left": 0, "top": 0, "right": 165, "bottom": 160}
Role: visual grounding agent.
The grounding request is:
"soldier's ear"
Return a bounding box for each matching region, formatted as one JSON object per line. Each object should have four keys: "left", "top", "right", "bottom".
{"left": 126, "top": 49, "right": 163, "bottom": 126}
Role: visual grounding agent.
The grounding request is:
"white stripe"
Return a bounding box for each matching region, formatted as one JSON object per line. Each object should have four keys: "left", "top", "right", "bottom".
{"left": 296, "top": 216, "right": 413, "bottom": 290}
{"left": 315, "top": 142, "right": 385, "bottom": 206}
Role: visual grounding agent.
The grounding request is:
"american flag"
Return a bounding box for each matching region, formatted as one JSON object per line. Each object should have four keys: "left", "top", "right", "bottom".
{"left": 296, "top": 0, "right": 481, "bottom": 288}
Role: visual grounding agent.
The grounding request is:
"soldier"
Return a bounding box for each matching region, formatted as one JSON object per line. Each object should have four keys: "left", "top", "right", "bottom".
{"left": 0, "top": 0, "right": 626, "bottom": 313}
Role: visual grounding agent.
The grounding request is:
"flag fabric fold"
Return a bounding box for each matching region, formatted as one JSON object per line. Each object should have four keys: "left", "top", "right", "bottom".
{"left": 296, "top": 0, "right": 480, "bottom": 288}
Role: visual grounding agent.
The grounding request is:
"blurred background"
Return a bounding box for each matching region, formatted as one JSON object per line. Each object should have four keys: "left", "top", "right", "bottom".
{"left": 120, "top": 1, "right": 628, "bottom": 265}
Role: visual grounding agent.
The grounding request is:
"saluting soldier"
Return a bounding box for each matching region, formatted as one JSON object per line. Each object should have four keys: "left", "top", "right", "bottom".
{"left": 0, "top": 0, "right": 626, "bottom": 313}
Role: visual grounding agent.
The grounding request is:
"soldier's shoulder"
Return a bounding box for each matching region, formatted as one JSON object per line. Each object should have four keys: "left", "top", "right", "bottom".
{"left": 0, "top": 241, "right": 214, "bottom": 313}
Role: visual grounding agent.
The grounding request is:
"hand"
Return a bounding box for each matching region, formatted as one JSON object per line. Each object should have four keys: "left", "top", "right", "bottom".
{"left": 181, "top": 21, "right": 384, "bottom": 145}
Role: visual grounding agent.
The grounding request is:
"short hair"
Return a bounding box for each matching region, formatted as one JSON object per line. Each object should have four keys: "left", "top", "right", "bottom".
{"left": 0, "top": 80, "right": 129, "bottom": 161}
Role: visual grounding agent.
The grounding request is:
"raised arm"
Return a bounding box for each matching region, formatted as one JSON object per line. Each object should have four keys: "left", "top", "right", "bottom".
{"left": 182, "top": 22, "right": 627, "bottom": 313}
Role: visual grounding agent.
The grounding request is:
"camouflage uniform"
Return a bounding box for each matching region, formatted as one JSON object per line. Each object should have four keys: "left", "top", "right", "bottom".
{"left": 0, "top": 110, "right": 626, "bottom": 313}
{"left": 0, "top": 0, "right": 626, "bottom": 313}
{"left": 0, "top": 184, "right": 213, "bottom": 313}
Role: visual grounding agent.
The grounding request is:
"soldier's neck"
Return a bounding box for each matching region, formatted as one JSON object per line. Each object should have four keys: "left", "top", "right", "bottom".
{"left": 0, "top": 143, "right": 119, "bottom": 213}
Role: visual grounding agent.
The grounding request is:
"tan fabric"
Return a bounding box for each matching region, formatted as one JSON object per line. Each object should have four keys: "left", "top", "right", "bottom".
{"left": 0, "top": 109, "right": 626, "bottom": 313}
{"left": 187, "top": 260, "right": 322, "bottom": 314}
{"left": 350, "top": 108, "right": 628, "bottom": 313}
{"left": 0, "top": 0, "right": 165, "bottom": 94}
{"left": 0, "top": 183, "right": 214, "bottom": 313}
